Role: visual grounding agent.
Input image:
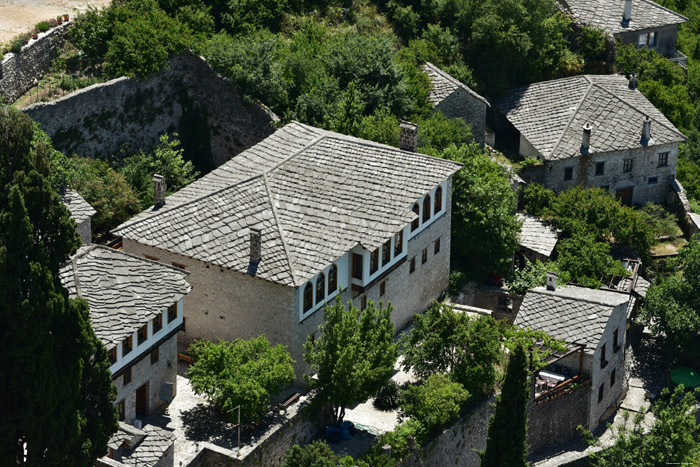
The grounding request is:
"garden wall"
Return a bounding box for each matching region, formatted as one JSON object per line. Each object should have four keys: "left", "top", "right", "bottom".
{"left": 23, "top": 51, "right": 276, "bottom": 168}
{"left": 668, "top": 178, "right": 700, "bottom": 236}
{"left": 0, "top": 21, "right": 73, "bottom": 103}
{"left": 528, "top": 383, "right": 590, "bottom": 452}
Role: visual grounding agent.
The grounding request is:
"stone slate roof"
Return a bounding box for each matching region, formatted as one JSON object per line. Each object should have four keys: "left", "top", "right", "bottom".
{"left": 113, "top": 121, "right": 462, "bottom": 287}
{"left": 517, "top": 213, "right": 560, "bottom": 257}
{"left": 558, "top": 0, "right": 688, "bottom": 35}
{"left": 515, "top": 286, "right": 630, "bottom": 354}
{"left": 633, "top": 276, "right": 651, "bottom": 297}
{"left": 423, "top": 62, "right": 489, "bottom": 106}
{"left": 59, "top": 245, "right": 192, "bottom": 347}
{"left": 495, "top": 74, "right": 686, "bottom": 161}
{"left": 59, "top": 188, "right": 96, "bottom": 225}
{"left": 107, "top": 423, "right": 174, "bottom": 466}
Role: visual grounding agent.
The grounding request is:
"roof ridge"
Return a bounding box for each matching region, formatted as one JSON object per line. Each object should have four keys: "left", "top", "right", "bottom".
{"left": 638, "top": 0, "right": 690, "bottom": 22}
{"left": 423, "top": 62, "right": 490, "bottom": 105}
{"left": 90, "top": 244, "right": 191, "bottom": 276}
{"left": 529, "top": 287, "right": 628, "bottom": 308}
{"left": 548, "top": 76, "right": 594, "bottom": 158}
{"left": 590, "top": 78, "right": 686, "bottom": 139}
{"left": 261, "top": 172, "right": 299, "bottom": 287}
{"left": 71, "top": 256, "right": 82, "bottom": 298}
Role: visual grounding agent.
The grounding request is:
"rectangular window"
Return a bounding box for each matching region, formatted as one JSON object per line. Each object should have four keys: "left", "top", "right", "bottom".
{"left": 434, "top": 238, "right": 441, "bottom": 255}
{"left": 137, "top": 324, "right": 148, "bottom": 345}
{"left": 600, "top": 343, "right": 607, "bottom": 368}
{"left": 610, "top": 369, "right": 616, "bottom": 388}
{"left": 109, "top": 347, "right": 117, "bottom": 365}
{"left": 360, "top": 295, "right": 367, "bottom": 310}
{"left": 648, "top": 177, "right": 658, "bottom": 185}
{"left": 382, "top": 239, "right": 391, "bottom": 267}
{"left": 151, "top": 346, "right": 159, "bottom": 365}
{"left": 613, "top": 328, "right": 620, "bottom": 352}
{"left": 123, "top": 367, "right": 132, "bottom": 386}
{"left": 595, "top": 161, "right": 605, "bottom": 176}
{"left": 167, "top": 304, "right": 177, "bottom": 324}
{"left": 648, "top": 31, "right": 657, "bottom": 46}
{"left": 117, "top": 400, "right": 125, "bottom": 421}
{"left": 380, "top": 280, "right": 386, "bottom": 297}
{"left": 394, "top": 230, "right": 403, "bottom": 257}
{"left": 122, "top": 335, "right": 133, "bottom": 356}
{"left": 658, "top": 152, "right": 669, "bottom": 167}
{"left": 638, "top": 33, "right": 647, "bottom": 46}
{"left": 152, "top": 313, "right": 163, "bottom": 333}
{"left": 598, "top": 384, "right": 604, "bottom": 403}
{"left": 421, "top": 248, "right": 428, "bottom": 264}
{"left": 564, "top": 167, "right": 573, "bottom": 181}
{"left": 623, "top": 158, "right": 633, "bottom": 173}
{"left": 369, "top": 249, "right": 379, "bottom": 275}
{"left": 352, "top": 253, "right": 363, "bottom": 280}
{"left": 144, "top": 254, "right": 159, "bottom": 261}
{"left": 171, "top": 261, "right": 186, "bottom": 270}
{"left": 409, "top": 257, "right": 416, "bottom": 273}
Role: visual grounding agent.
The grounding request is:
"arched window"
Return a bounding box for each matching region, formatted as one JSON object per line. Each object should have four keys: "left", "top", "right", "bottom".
{"left": 328, "top": 264, "right": 338, "bottom": 292}
{"left": 423, "top": 195, "right": 431, "bottom": 223}
{"left": 303, "top": 282, "right": 313, "bottom": 312}
{"left": 316, "top": 273, "right": 325, "bottom": 303}
{"left": 411, "top": 203, "right": 420, "bottom": 231}
{"left": 434, "top": 186, "right": 442, "bottom": 213}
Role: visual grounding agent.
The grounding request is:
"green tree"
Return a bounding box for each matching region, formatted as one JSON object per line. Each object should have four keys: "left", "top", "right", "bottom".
{"left": 479, "top": 344, "right": 529, "bottom": 467}
{"left": 581, "top": 385, "right": 700, "bottom": 466}
{"left": 305, "top": 297, "right": 398, "bottom": 426}
{"left": 187, "top": 335, "right": 295, "bottom": 422}
{"left": 399, "top": 374, "right": 468, "bottom": 430}
{"left": 282, "top": 440, "right": 340, "bottom": 467}
{"left": 120, "top": 134, "right": 199, "bottom": 209}
{"left": 555, "top": 232, "right": 628, "bottom": 289}
{"left": 641, "top": 235, "right": 700, "bottom": 360}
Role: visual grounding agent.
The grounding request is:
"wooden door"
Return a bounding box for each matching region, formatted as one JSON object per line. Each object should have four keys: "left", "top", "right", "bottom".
{"left": 136, "top": 382, "right": 148, "bottom": 417}
{"left": 616, "top": 187, "right": 634, "bottom": 206}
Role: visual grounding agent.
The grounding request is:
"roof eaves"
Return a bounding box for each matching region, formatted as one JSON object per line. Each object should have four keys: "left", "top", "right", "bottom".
{"left": 640, "top": 0, "right": 689, "bottom": 23}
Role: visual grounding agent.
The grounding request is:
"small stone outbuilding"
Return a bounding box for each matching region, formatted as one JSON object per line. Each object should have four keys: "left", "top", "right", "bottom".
{"left": 515, "top": 213, "right": 560, "bottom": 266}
{"left": 60, "top": 188, "right": 96, "bottom": 244}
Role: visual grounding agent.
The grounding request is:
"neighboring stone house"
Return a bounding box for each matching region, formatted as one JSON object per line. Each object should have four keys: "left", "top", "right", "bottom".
{"left": 515, "top": 213, "right": 560, "bottom": 266}
{"left": 557, "top": 0, "right": 688, "bottom": 59}
{"left": 59, "top": 245, "right": 192, "bottom": 424}
{"left": 60, "top": 188, "right": 96, "bottom": 244}
{"left": 98, "top": 422, "right": 175, "bottom": 467}
{"left": 494, "top": 74, "right": 686, "bottom": 205}
{"left": 423, "top": 62, "right": 490, "bottom": 145}
{"left": 112, "top": 121, "right": 462, "bottom": 377}
{"left": 515, "top": 284, "right": 630, "bottom": 430}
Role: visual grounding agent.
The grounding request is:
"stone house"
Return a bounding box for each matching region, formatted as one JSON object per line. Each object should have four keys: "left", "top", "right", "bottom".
{"left": 493, "top": 74, "right": 686, "bottom": 205}
{"left": 423, "top": 62, "right": 490, "bottom": 145}
{"left": 59, "top": 245, "right": 192, "bottom": 425}
{"left": 557, "top": 0, "right": 688, "bottom": 60}
{"left": 60, "top": 188, "right": 96, "bottom": 244}
{"left": 515, "top": 283, "right": 630, "bottom": 430}
{"left": 112, "top": 121, "right": 462, "bottom": 377}
{"left": 98, "top": 422, "right": 174, "bottom": 467}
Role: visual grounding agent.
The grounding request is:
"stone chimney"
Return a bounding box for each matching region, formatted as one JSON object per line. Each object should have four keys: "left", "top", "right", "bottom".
{"left": 628, "top": 72, "right": 637, "bottom": 90}
{"left": 399, "top": 121, "right": 418, "bottom": 152}
{"left": 623, "top": 0, "right": 633, "bottom": 24}
{"left": 153, "top": 174, "right": 166, "bottom": 207}
{"left": 581, "top": 123, "right": 592, "bottom": 154}
{"left": 546, "top": 272, "right": 558, "bottom": 291}
{"left": 642, "top": 116, "right": 652, "bottom": 144}
{"left": 249, "top": 228, "right": 262, "bottom": 263}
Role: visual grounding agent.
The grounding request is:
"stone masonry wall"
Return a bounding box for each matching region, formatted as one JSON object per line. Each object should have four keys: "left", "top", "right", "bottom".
{"left": 24, "top": 52, "right": 275, "bottom": 167}
{"left": 0, "top": 22, "right": 73, "bottom": 103}
{"left": 618, "top": 24, "right": 679, "bottom": 57}
{"left": 114, "top": 333, "right": 178, "bottom": 424}
{"left": 435, "top": 90, "right": 488, "bottom": 145}
{"left": 528, "top": 383, "right": 590, "bottom": 452}
{"left": 77, "top": 218, "right": 91, "bottom": 245}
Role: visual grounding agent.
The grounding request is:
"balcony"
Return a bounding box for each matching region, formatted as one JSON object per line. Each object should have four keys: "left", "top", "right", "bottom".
{"left": 669, "top": 49, "right": 688, "bottom": 69}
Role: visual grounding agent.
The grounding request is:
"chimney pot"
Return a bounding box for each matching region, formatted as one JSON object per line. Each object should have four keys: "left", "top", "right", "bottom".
{"left": 628, "top": 72, "right": 637, "bottom": 90}
{"left": 250, "top": 228, "right": 262, "bottom": 264}
{"left": 623, "top": 0, "right": 633, "bottom": 23}
{"left": 581, "top": 123, "right": 592, "bottom": 154}
{"left": 642, "top": 116, "right": 652, "bottom": 144}
{"left": 546, "top": 272, "right": 558, "bottom": 291}
{"left": 153, "top": 174, "right": 166, "bottom": 207}
{"left": 399, "top": 121, "right": 418, "bottom": 152}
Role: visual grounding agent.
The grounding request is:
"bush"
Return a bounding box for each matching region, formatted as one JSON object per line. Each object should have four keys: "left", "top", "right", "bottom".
{"left": 374, "top": 419, "right": 425, "bottom": 460}
{"left": 400, "top": 374, "right": 468, "bottom": 430}
{"left": 448, "top": 270, "right": 468, "bottom": 295}
{"left": 10, "top": 39, "right": 23, "bottom": 54}
{"left": 282, "top": 440, "right": 339, "bottom": 467}
{"left": 641, "top": 203, "right": 681, "bottom": 238}
{"left": 35, "top": 21, "right": 51, "bottom": 33}
{"left": 507, "top": 259, "right": 547, "bottom": 295}
{"left": 374, "top": 380, "right": 401, "bottom": 411}
{"left": 520, "top": 183, "right": 555, "bottom": 216}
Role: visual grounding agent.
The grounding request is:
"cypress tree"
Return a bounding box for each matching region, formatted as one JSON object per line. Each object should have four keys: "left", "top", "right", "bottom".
{"left": 480, "top": 344, "right": 529, "bottom": 467}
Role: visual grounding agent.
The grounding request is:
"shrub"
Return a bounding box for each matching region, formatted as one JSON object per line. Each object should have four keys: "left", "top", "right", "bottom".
{"left": 521, "top": 183, "right": 555, "bottom": 216}
{"left": 641, "top": 203, "right": 680, "bottom": 238}
{"left": 10, "top": 39, "right": 23, "bottom": 54}
{"left": 507, "top": 259, "right": 548, "bottom": 295}
{"left": 35, "top": 21, "right": 51, "bottom": 32}
{"left": 374, "top": 419, "right": 425, "bottom": 460}
{"left": 448, "top": 270, "right": 468, "bottom": 295}
{"left": 282, "top": 440, "right": 339, "bottom": 467}
{"left": 374, "top": 380, "right": 401, "bottom": 411}
{"left": 400, "top": 374, "right": 468, "bottom": 431}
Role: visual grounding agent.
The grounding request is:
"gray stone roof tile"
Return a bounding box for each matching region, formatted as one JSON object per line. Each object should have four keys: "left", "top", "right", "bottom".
{"left": 517, "top": 213, "right": 560, "bottom": 257}
{"left": 113, "top": 122, "right": 462, "bottom": 287}
{"left": 423, "top": 62, "right": 489, "bottom": 106}
{"left": 558, "top": 0, "right": 688, "bottom": 35}
{"left": 514, "top": 286, "right": 629, "bottom": 354}
{"left": 59, "top": 188, "right": 96, "bottom": 224}
{"left": 59, "top": 245, "right": 192, "bottom": 347}
{"left": 107, "top": 423, "right": 174, "bottom": 466}
{"left": 495, "top": 75, "right": 686, "bottom": 161}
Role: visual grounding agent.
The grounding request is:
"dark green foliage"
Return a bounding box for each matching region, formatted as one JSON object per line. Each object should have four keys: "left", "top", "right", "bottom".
{"left": 305, "top": 297, "right": 398, "bottom": 426}
{"left": 357, "top": 109, "right": 400, "bottom": 147}
{"left": 507, "top": 259, "right": 547, "bottom": 295}
{"left": 187, "top": 335, "right": 295, "bottom": 422}
{"left": 555, "top": 232, "right": 628, "bottom": 288}
{"left": 479, "top": 344, "right": 529, "bottom": 467}
{"left": 282, "top": 440, "right": 340, "bottom": 467}
{"left": 448, "top": 269, "right": 468, "bottom": 295}
{"left": 399, "top": 374, "right": 468, "bottom": 430}
{"left": 641, "top": 236, "right": 700, "bottom": 360}
{"left": 417, "top": 112, "right": 472, "bottom": 155}
{"left": 374, "top": 380, "right": 401, "bottom": 411}
{"left": 0, "top": 106, "right": 117, "bottom": 465}
{"left": 581, "top": 385, "right": 700, "bottom": 466}
{"left": 640, "top": 203, "right": 682, "bottom": 238}
{"left": 442, "top": 144, "right": 520, "bottom": 278}
{"left": 371, "top": 418, "right": 425, "bottom": 462}
{"left": 520, "top": 183, "right": 555, "bottom": 216}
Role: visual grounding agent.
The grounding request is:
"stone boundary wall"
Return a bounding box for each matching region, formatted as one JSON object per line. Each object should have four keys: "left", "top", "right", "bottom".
{"left": 528, "top": 383, "right": 590, "bottom": 452}
{"left": 669, "top": 178, "right": 700, "bottom": 236}
{"left": 24, "top": 51, "right": 276, "bottom": 167}
{"left": 188, "top": 393, "right": 319, "bottom": 467}
{"left": 0, "top": 22, "right": 73, "bottom": 103}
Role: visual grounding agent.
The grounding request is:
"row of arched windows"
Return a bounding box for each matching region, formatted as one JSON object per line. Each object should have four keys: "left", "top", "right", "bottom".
{"left": 303, "top": 264, "right": 338, "bottom": 313}
{"left": 411, "top": 185, "right": 443, "bottom": 232}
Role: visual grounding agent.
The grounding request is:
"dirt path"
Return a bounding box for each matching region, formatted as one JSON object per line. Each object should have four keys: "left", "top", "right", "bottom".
{"left": 0, "top": 0, "right": 110, "bottom": 45}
